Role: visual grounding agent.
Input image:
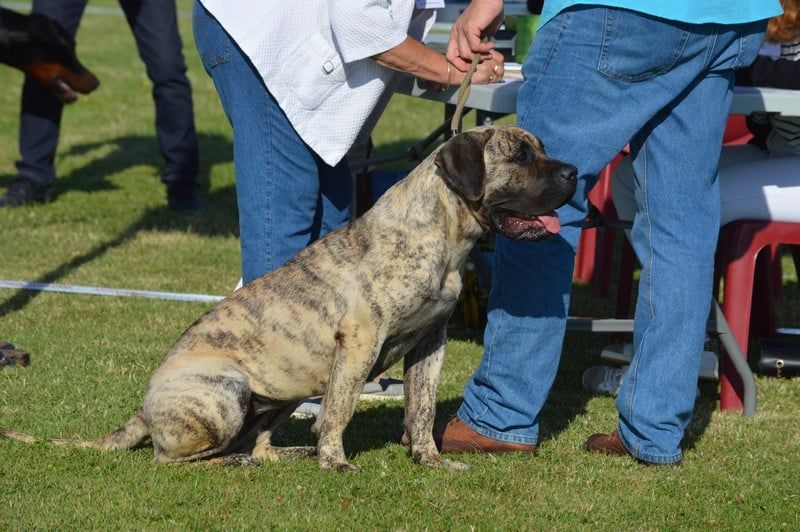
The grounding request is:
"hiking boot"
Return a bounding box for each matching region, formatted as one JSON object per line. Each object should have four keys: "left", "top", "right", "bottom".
{"left": 0, "top": 177, "right": 50, "bottom": 207}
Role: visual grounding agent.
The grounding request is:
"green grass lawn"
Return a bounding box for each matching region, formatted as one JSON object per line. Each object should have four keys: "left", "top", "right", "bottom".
{"left": 1, "top": 1, "right": 799, "bottom": 529}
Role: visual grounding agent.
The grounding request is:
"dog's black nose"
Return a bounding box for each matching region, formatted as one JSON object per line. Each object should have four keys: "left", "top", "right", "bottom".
{"left": 560, "top": 165, "right": 578, "bottom": 184}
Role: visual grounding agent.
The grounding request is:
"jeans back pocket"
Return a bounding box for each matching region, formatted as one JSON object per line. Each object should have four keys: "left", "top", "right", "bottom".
{"left": 598, "top": 8, "right": 689, "bottom": 83}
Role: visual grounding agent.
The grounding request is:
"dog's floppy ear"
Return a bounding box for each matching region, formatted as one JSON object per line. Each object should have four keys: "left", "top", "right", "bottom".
{"left": 28, "top": 13, "right": 76, "bottom": 50}
{"left": 434, "top": 129, "right": 492, "bottom": 202}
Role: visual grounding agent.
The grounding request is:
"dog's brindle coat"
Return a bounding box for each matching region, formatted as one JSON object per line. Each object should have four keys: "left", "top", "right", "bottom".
{"left": 1, "top": 126, "right": 576, "bottom": 471}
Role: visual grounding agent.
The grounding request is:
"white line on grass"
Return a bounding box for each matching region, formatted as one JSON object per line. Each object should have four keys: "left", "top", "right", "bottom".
{"left": 0, "top": 280, "right": 225, "bottom": 304}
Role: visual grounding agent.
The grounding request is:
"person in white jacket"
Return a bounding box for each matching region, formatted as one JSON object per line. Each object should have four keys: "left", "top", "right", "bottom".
{"left": 193, "top": 0, "right": 504, "bottom": 285}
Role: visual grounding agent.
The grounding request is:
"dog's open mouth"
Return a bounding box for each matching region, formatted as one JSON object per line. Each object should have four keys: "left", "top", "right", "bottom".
{"left": 493, "top": 209, "right": 561, "bottom": 240}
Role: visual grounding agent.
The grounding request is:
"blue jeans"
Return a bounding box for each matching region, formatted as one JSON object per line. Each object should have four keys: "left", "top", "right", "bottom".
{"left": 458, "top": 7, "right": 765, "bottom": 463}
{"left": 192, "top": 2, "right": 352, "bottom": 282}
{"left": 18, "top": 0, "right": 198, "bottom": 187}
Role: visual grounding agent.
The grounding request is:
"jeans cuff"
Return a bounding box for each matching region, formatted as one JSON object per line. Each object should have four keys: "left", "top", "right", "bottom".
{"left": 618, "top": 426, "right": 683, "bottom": 464}
{"left": 457, "top": 405, "right": 539, "bottom": 446}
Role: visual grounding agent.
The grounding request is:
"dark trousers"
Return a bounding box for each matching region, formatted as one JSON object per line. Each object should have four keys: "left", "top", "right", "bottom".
{"left": 17, "top": 0, "right": 198, "bottom": 186}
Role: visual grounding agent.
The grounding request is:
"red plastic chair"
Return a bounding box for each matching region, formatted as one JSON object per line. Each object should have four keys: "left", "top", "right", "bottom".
{"left": 574, "top": 151, "right": 626, "bottom": 295}
{"left": 721, "top": 114, "right": 754, "bottom": 146}
{"left": 715, "top": 221, "right": 800, "bottom": 411}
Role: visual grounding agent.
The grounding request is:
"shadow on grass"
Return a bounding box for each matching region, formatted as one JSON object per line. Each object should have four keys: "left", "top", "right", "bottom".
{"left": 0, "top": 133, "right": 238, "bottom": 318}
{"left": 274, "top": 398, "right": 464, "bottom": 457}
{"left": 0, "top": 132, "right": 234, "bottom": 199}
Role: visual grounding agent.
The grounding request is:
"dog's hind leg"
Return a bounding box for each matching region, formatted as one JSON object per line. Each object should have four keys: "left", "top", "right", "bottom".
{"left": 143, "top": 368, "right": 252, "bottom": 464}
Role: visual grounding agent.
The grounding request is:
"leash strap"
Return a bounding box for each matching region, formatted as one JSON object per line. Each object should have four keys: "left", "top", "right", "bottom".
{"left": 449, "top": 37, "right": 487, "bottom": 136}
{"left": 449, "top": 53, "right": 480, "bottom": 136}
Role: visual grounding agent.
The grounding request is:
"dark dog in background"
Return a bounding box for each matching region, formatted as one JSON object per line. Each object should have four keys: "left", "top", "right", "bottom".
{"left": 0, "top": 6, "right": 98, "bottom": 102}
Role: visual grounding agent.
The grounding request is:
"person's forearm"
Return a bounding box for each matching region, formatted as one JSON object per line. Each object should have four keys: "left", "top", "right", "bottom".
{"left": 373, "top": 36, "right": 461, "bottom": 85}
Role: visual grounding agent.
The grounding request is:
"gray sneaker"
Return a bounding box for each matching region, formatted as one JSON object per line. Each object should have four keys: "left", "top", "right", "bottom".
{"left": 291, "top": 397, "right": 321, "bottom": 419}
{"left": 359, "top": 377, "right": 404, "bottom": 401}
{"left": 582, "top": 365, "right": 628, "bottom": 395}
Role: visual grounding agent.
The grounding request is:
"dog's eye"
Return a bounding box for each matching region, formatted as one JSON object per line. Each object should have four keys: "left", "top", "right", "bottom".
{"left": 514, "top": 148, "right": 531, "bottom": 164}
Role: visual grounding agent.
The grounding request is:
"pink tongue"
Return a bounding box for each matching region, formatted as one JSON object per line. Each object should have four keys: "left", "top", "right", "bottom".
{"left": 538, "top": 212, "right": 561, "bottom": 233}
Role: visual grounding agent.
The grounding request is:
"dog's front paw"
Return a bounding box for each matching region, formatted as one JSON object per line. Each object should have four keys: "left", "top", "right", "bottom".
{"left": 439, "top": 458, "right": 470, "bottom": 471}
{"left": 416, "top": 452, "right": 470, "bottom": 471}
{"left": 319, "top": 457, "right": 361, "bottom": 472}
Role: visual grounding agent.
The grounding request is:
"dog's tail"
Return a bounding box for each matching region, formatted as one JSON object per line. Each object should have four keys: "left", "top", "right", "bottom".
{"left": 1, "top": 410, "right": 150, "bottom": 451}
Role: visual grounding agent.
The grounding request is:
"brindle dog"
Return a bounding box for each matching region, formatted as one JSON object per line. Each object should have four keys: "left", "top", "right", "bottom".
{"left": 1, "top": 126, "right": 577, "bottom": 471}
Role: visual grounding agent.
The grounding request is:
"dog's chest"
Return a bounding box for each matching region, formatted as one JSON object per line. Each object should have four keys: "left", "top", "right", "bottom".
{"left": 387, "top": 267, "right": 461, "bottom": 326}
{"left": 375, "top": 269, "right": 461, "bottom": 365}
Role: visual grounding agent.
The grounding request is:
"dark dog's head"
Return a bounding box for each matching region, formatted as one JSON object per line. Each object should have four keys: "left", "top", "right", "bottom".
{"left": 0, "top": 7, "right": 100, "bottom": 103}
{"left": 434, "top": 126, "right": 577, "bottom": 241}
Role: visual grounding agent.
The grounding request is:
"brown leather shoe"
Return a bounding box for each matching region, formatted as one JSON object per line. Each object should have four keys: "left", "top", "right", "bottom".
{"left": 584, "top": 430, "right": 681, "bottom": 467}
{"left": 435, "top": 416, "right": 538, "bottom": 454}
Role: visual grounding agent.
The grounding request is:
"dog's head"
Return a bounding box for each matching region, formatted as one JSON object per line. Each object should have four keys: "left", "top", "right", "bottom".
{"left": 434, "top": 126, "right": 577, "bottom": 241}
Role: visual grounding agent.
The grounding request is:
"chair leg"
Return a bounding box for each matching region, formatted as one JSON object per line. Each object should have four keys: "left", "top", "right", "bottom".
{"left": 720, "top": 225, "right": 764, "bottom": 412}
{"left": 588, "top": 158, "right": 623, "bottom": 297}
{"left": 770, "top": 244, "right": 783, "bottom": 299}
{"left": 592, "top": 227, "right": 617, "bottom": 297}
{"left": 615, "top": 236, "right": 636, "bottom": 319}
{"left": 574, "top": 228, "right": 596, "bottom": 284}
{"left": 750, "top": 249, "right": 776, "bottom": 340}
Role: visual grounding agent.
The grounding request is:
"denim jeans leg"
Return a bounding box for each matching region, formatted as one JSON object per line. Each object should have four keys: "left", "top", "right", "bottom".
{"left": 617, "top": 25, "right": 764, "bottom": 464}
{"left": 458, "top": 8, "right": 644, "bottom": 444}
{"left": 193, "top": 2, "right": 349, "bottom": 282}
{"left": 16, "top": 0, "right": 88, "bottom": 186}
{"left": 122, "top": 0, "right": 199, "bottom": 184}
{"left": 458, "top": 7, "right": 764, "bottom": 454}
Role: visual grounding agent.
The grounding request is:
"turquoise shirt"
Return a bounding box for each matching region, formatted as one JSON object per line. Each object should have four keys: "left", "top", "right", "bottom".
{"left": 540, "top": 1, "right": 783, "bottom": 27}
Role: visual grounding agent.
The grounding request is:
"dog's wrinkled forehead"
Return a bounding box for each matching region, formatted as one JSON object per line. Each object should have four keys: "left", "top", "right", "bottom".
{"left": 483, "top": 126, "right": 546, "bottom": 162}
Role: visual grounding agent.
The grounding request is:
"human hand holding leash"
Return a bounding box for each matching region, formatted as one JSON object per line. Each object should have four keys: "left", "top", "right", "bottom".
{"left": 372, "top": 35, "right": 503, "bottom": 93}
{"left": 446, "top": 0, "right": 504, "bottom": 71}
